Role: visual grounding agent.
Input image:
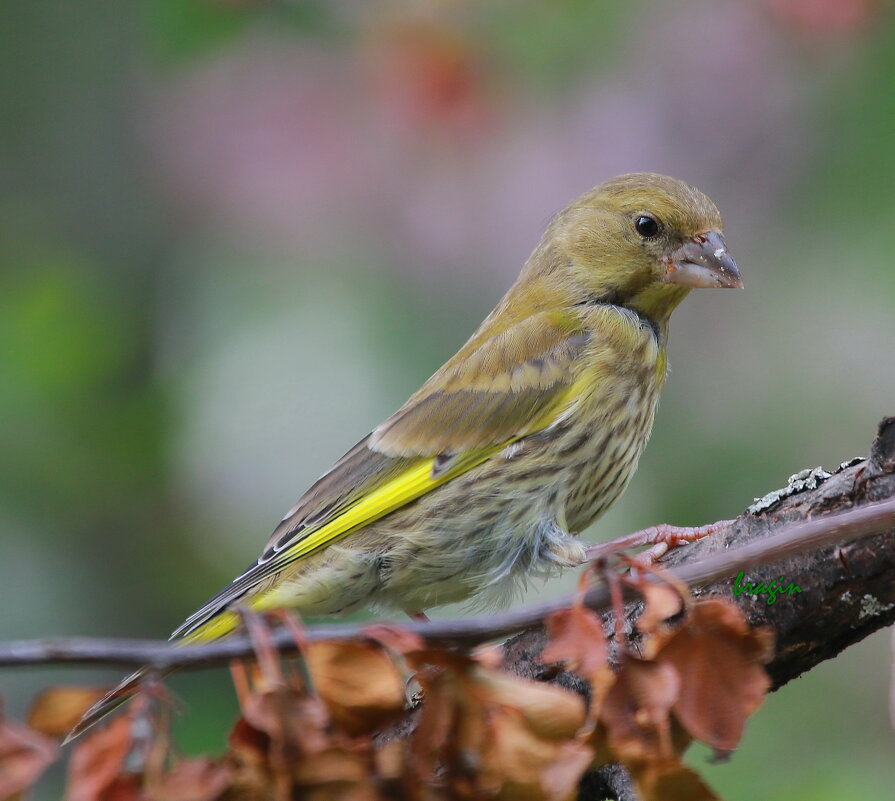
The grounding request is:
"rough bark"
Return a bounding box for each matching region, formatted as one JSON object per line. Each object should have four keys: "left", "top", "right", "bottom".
{"left": 500, "top": 417, "right": 895, "bottom": 800}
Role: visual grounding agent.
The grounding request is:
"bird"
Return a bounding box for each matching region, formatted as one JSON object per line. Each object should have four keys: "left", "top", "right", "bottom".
{"left": 67, "top": 172, "right": 741, "bottom": 742}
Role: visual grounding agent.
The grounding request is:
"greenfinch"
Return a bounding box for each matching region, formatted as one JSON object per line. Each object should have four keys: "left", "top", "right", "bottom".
{"left": 69, "top": 172, "right": 740, "bottom": 740}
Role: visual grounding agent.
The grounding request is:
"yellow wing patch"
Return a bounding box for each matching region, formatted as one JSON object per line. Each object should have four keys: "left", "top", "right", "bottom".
{"left": 182, "top": 610, "right": 241, "bottom": 643}
{"left": 266, "top": 447, "right": 500, "bottom": 570}
{"left": 180, "top": 444, "right": 509, "bottom": 642}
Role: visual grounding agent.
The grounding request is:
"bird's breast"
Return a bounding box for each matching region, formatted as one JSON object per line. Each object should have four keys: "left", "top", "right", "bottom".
{"left": 557, "top": 331, "right": 666, "bottom": 532}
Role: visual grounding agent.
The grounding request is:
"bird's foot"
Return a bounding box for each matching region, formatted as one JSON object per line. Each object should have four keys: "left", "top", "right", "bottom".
{"left": 585, "top": 519, "right": 734, "bottom": 565}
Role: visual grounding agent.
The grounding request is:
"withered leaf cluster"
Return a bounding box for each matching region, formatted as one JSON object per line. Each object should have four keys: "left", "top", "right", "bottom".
{"left": 541, "top": 595, "right": 773, "bottom": 800}
{"left": 0, "top": 591, "right": 772, "bottom": 801}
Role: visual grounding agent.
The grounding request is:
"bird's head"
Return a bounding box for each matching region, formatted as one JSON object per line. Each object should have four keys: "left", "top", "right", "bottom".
{"left": 536, "top": 172, "right": 742, "bottom": 326}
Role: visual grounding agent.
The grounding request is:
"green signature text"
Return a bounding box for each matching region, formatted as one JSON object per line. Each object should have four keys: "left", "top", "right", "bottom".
{"left": 733, "top": 571, "right": 803, "bottom": 605}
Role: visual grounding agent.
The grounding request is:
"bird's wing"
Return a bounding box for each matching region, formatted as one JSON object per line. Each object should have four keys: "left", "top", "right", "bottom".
{"left": 173, "top": 309, "right": 590, "bottom": 641}
{"left": 370, "top": 308, "right": 591, "bottom": 457}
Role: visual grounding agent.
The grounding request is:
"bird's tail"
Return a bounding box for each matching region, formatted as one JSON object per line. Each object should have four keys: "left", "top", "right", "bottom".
{"left": 62, "top": 667, "right": 155, "bottom": 744}
{"left": 64, "top": 600, "right": 243, "bottom": 743}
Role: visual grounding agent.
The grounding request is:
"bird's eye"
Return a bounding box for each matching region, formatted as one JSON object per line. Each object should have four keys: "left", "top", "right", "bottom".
{"left": 634, "top": 215, "right": 660, "bottom": 238}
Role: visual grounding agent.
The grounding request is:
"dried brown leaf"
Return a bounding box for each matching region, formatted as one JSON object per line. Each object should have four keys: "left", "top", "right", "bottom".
{"left": 409, "top": 666, "right": 461, "bottom": 782}
{"left": 92, "top": 775, "right": 142, "bottom": 801}
{"left": 0, "top": 705, "right": 57, "bottom": 800}
{"left": 637, "top": 584, "right": 684, "bottom": 645}
{"left": 406, "top": 647, "right": 484, "bottom": 784}
{"left": 472, "top": 642, "right": 504, "bottom": 670}
{"left": 241, "top": 611, "right": 285, "bottom": 692}
{"left": 540, "top": 606, "right": 608, "bottom": 680}
{"left": 411, "top": 656, "right": 591, "bottom": 800}
{"left": 146, "top": 758, "right": 230, "bottom": 801}
{"left": 28, "top": 687, "right": 108, "bottom": 740}
{"left": 291, "top": 745, "right": 379, "bottom": 801}
{"left": 228, "top": 686, "right": 386, "bottom": 800}
{"left": 471, "top": 666, "right": 586, "bottom": 741}
{"left": 372, "top": 740, "right": 404, "bottom": 783}
{"left": 359, "top": 624, "right": 425, "bottom": 656}
{"left": 65, "top": 714, "right": 136, "bottom": 801}
{"left": 600, "top": 657, "right": 680, "bottom": 763}
{"left": 657, "top": 599, "right": 772, "bottom": 752}
{"left": 481, "top": 709, "right": 567, "bottom": 800}
{"left": 407, "top": 647, "right": 475, "bottom": 674}
{"left": 227, "top": 717, "right": 267, "bottom": 758}
{"left": 537, "top": 740, "right": 597, "bottom": 801}
{"left": 631, "top": 760, "right": 721, "bottom": 801}
{"left": 305, "top": 641, "right": 406, "bottom": 736}
{"left": 230, "top": 690, "right": 330, "bottom": 801}
{"left": 225, "top": 718, "right": 272, "bottom": 801}
{"left": 475, "top": 700, "right": 594, "bottom": 801}
{"left": 582, "top": 722, "right": 612, "bottom": 771}
{"left": 241, "top": 688, "right": 331, "bottom": 763}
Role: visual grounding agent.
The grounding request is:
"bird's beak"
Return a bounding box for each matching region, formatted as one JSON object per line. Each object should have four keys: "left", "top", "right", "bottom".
{"left": 664, "top": 231, "right": 743, "bottom": 289}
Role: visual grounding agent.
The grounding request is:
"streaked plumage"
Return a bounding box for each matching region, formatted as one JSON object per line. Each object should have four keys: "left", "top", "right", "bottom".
{"left": 68, "top": 172, "right": 741, "bottom": 742}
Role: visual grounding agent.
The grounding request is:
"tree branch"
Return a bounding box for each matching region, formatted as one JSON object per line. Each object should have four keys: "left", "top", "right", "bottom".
{"left": 1, "top": 420, "right": 894, "bottom": 677}
{"left": 502, "top": 417, "right": 895, "bottom": 800}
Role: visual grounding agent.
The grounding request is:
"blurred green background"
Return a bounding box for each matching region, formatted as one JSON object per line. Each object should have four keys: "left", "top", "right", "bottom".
{"left": 1, "top": 0, "right": 893, "bottom": 798}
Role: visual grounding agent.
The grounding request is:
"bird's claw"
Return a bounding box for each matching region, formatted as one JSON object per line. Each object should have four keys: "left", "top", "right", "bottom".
{"left": 586, "top": 519, "right": 734, "bottom": 563}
